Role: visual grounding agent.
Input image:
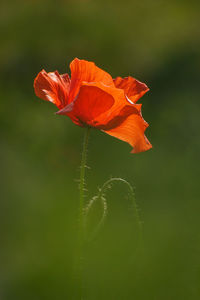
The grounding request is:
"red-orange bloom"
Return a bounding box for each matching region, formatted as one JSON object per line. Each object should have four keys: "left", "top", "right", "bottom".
{"left": 34, "top": 58, "right": 152, "bottom": 153}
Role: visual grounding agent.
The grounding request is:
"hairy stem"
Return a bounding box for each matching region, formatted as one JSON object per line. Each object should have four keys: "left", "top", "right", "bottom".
{"left": 100, "top": 178, "right": 143, "bottom": 239}
{"left": 85, "top": 177, "right": 143, "bottom": 247}
{"left": 79, "top": 127, "right": 90, "bottom": 228}
{"left": 76, "top": 127, "right": 90, "bottom": 299}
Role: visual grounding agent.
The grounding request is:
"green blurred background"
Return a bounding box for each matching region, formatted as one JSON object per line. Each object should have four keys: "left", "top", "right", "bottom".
{"left": 1, "top": 0, "right": 200, "bottom": 299}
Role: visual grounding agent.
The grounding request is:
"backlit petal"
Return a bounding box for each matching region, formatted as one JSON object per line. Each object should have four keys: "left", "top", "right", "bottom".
{"left": 57, "top": 81, "right": 146, "bottom": 133}
{"left": 56, "top": 84, "right": 115, "bottom": 127}
{"left": 74, "top": 82, "right": 140, "bottom": 128}
{"left": 103, "top": 108, "right": 152, "bottom": 153}
{"left": 34, "top": 70, "right": 70, "bottom": 109}
{"left": 114, "top": 76, "right": 149, "bottom": 103}
{"left": 69, "top": 58, "right": 114, "bottom": 102}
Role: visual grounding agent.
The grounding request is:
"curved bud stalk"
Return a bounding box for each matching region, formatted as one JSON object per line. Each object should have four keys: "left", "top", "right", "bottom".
{"left": 75, "top": 128, "right": 144, "bottom": 299}
{"left": 84, "top": 178, "right": 143, "bottom": 245}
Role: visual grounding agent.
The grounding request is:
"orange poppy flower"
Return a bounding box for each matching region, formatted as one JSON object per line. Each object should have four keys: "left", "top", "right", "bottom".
{"left": 34, "top": 58, "right": 152, "bottom": 153}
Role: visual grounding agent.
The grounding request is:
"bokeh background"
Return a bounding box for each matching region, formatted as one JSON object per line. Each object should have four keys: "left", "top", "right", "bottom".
{"left": 1, "top": 0, "right": 200, "bottom": 299}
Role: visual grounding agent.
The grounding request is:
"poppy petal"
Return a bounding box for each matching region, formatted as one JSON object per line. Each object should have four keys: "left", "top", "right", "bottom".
{"left": 114, "top": 76, "right": 149, "bottom": 103}
{"left": 34, "top": 70, "right": 70, "bottom": 109}
{"left": 56, "top": 84, "right": 115, "bottom": 127}
{"left": 69, "top": 58, "right": 114, "bottom": 102}
{"left": 103, "top": 107, "right": 152, "bottom": 153}
{"left": 73, "top": 82, "right": 141, "bottom": 128}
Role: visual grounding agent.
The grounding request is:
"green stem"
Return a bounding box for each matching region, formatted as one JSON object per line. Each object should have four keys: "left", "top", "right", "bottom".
{"left": 76, "top": 127, "right": 90, "bottom": 299}
{"left": 85, "top": 177, "right": 143, "bottom": 248}
{"left": 79, "top": 127, "right": 90, "bottom": 230}
{"left": 100, "top": 178, "right": 143, "bottom": 240}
